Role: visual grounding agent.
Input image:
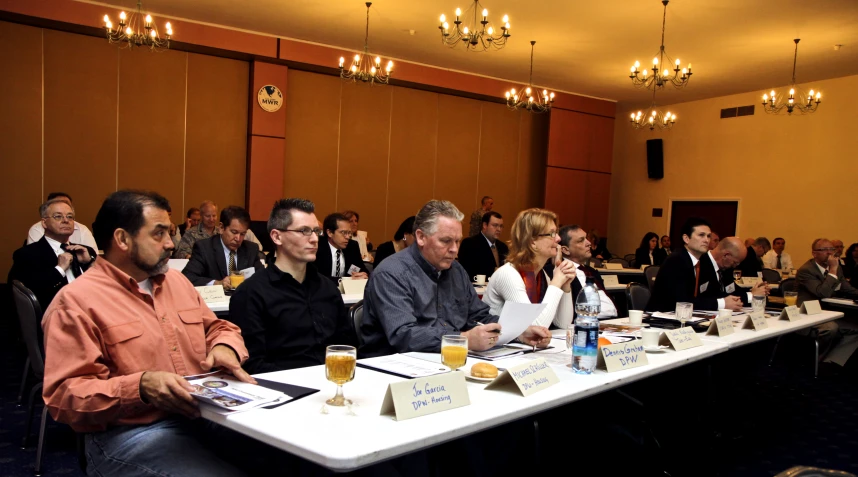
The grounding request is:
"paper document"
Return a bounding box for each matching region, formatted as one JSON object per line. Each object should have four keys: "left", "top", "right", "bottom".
{"left": 187, "top": 373, "right": 289, "bottom": 413}
{"left": 496, "top": 302, "right": 548, "bottom": 346}
{"left": 358, "top": 354, "right": 449, "bottom": 378}
{"left": 468, "top": 346, "right": 525, "bottom": 360}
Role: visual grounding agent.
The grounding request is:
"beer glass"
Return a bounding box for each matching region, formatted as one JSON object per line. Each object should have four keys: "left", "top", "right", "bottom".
{"left": 325, "top": 345, "right": 356, "bottom": 406}
{"left": 441, "top": 335, "right": 468, "bottom": 372}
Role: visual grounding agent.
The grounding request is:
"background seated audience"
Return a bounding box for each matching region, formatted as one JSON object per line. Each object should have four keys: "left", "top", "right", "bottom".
{"left": 178, "top": 206, "right": 200, "bottom": 236}
{"left": 763, "top": 237, "right": 793, "bottom": 270}
{"left": 737, "top": 236, "right": 770, "bottom": 278}
{"left": 468, "top": 195, "right": 494, "bottom": 237}
{"left": 457, "top": 211, "right": 508, "bottom": 280}
{"left": 844, "top": 242, "right": 858, "bottom": 281}
{"left": 26, "top": 192, "right": 98, "bottom": 250}
{"left": 587, "top": 229, "right": 612, "bottom": 260}
{"left": 342, "top": 210, "right": 372, "bottom": 260}
{"left": 373, "top": 216, "right": 415, "bottom": 268}
{"left": 315, "top": 212, "right": 368, "bottom": 282}
{"left": 635, "top": 231, "right": 662, "bottom": 267}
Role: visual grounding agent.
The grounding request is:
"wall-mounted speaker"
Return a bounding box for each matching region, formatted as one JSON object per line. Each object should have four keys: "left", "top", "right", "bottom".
{"left": 646, "top": 139, "right": 664, "bottom": 179}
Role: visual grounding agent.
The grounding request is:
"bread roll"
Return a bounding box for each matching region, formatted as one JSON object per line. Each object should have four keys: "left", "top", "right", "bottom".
{"left": 471, "top": 362, "right": 498, "bottom": 378}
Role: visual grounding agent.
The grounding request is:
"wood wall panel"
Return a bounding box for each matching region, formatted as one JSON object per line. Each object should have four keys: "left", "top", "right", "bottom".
{"left": 337, "top": 84, "right": 392, "bottom": 245}
{"left": 547, "top": 109, "right": 587, "bottom": 170}
{"left": 0, "top": 21, "right": 43, "bottom": 275}
{"left": 283, "top": 70, "right": 341, "bottom": 221}
{"left": 184, "top": 53, "right": 249, "bottom": 215}
{"left": 117, "top": 48, "right": 187, "bottom": 212}
{"left": 43, "top": 30, "right": 117, "bottom": 230}
{"left": 248, "top": 136, "right": 284, "bottom": 220}
{"left": 251, "top": 61, "right": 287, "bottom": 138}
{"left": 588, "top": 115, "right": 615, "bottom": 173}
{"left": 544, "top": 167, "right": 587, "bottom": 228}
{"left": 434, "top": 95, "right": 483, "bottom": 228}
{"left": 515, "top": 113, "right": 550, "bottom": 215}
{"left": 478, "top": 104, "right": 520, "bottom": 241}
{"left": 584, "top": 172, "right": 611, "bottom": 235}
{"left": 386, "top": 87, "right": 438, "bottom": 240}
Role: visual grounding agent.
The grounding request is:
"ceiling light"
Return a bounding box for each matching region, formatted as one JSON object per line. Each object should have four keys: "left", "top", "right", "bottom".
{"left": 761, "top": 39, "right": 822, "bottom": 115}
{"left": 438, "top": 1, "right": 510, "bottom": 51}
{"left": 102, "top": 0, "right": 172, "bottom": 51}
{"left": 338, "top": 2, "right": 392, "bottom": 85}
{"left": 628, "top": 0, "right": 692, "bottom": 91}
{"left": 505, "top": 41, "right": 554, "bottom": 113}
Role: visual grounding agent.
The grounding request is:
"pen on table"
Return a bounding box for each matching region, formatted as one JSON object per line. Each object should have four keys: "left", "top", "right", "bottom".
{"left": 470, "top": 321, "right": 501, "bottom": 333}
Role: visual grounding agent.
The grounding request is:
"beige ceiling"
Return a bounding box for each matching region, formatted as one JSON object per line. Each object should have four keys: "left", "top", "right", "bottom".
{"left": 83, "top": 0, "right": 858, "bottom": 109}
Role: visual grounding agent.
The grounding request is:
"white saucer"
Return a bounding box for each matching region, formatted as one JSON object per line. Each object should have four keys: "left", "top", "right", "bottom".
{"left": 464, "top": 371, "right": 496, "bottom": 383}
{"left": 643, "top": 345, "right": 669, "bottom": 353}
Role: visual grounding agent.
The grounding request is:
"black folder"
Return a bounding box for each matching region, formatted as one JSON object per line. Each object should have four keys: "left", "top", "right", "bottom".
{"left": 255, "top": 378, "right": 319, "bottom": 409}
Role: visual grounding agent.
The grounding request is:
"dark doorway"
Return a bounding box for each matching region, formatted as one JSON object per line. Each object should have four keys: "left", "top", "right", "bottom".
{"left": 669, "top": 200, "right": 738, "bottom": 246}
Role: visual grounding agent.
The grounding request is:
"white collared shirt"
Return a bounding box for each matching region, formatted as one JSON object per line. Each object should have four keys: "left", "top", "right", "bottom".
{"left": 45, "top": 235, "right": 76, "bottom": 284}
{"left": 762, "top": 250, "right": 793, "bottom": 270}
{"left": 815, "top": 261, "right": 839, "bottom": 281}
{"left": 567, "top": 258, "right": 618, "bottom": 318}
{"left": 328, "top": 240, "right": 344, "bottom": 277}
{"left": 28, "top": 221, "right": 98, "bottom": 250}
{"left": 206, "top": 238, "right": 239, "bottom": 286}
{"left": 707, "top": 251, "right": 753, "bottom": 308}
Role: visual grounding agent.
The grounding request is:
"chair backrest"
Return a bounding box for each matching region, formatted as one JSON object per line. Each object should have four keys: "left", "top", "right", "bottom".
{"left": 350, "top": 300, "right": 364, "bottom": 347}
{"left": 609, "top": 258, "right": 630, "bottom": 268}
{"left": 587, "top": 257, "right": 602, "bottom": 268}
{"left": 779, "top": 278, "right": 796, "bottom": 294}
{"left": 644, "top": 265, "right": 660, "bottom": 289}
{"left": 12, "top": 280, "right": 45, "bottom": 378}
{"left": 623, "top": 254, "right": 636, "bottom": 264}
{"left": 625, "top": 282, "right": 651, "bottom": 311}
{"left": 761, "top": 268, "right": 782, "bottom": 284}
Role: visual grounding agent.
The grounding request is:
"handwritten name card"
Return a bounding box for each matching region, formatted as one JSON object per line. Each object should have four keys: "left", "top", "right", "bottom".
{"left": 602, "top": 275, "right": 620, "bottom": 287}
{"left": 380, "top": 372, "right": 469, "bottom": 421}
{"left": 660, "top": 327, "right": 703, "bottom": 351}
{"left": 596, "top": 341, "right": 649, "bottom": 373}
{"left": 706, "top": 314, "right": 735, "bottom": 337}
{"left": 484, "top": 358, "right": 559, "bottom": 397}
{"left": 741, "top": 277, "right": 761, "bottom": 287}
{"left": 779, "top": 305, "right": 801, "bottom": 321}
{"left": 742, "top": 311, "right": 769, "bottom": 331}
{"left": 801, "top": 299, "right": 822, "bottom": 315}
{"left": 194, "top": 285, "right": 226, "bottom": 303}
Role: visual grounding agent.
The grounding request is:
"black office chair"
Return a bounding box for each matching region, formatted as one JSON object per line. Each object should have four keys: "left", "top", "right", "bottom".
{"left": 12, "top": 280, "right": 51, "bottom": 475}
{"left": 644, "top": 266, "right": 659, "bottom": 290}
{"left": 609, "top": 258, "right": 630, "bottom": 268}
{"left": 350, "top": 300, "right": 364, "bottom": 347}
{"left": 761, "top": 268, "right": 782, "bottom": 284}
{"left": 587, "top": 258, "right": 602, "bottom": 268}
{"left": 780, "top": 278, "right": 796, "bottom": 294}
{"left": 625, "top": 282, "right": 651, "bottom": 311}
{"left": 623, "top": 254, "right": 636, "bottom": 264}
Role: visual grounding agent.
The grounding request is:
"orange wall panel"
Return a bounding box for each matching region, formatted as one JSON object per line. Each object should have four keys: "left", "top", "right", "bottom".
{"left": 544, "top": 167, "right": 587, "bottom": 228}
{"left": 478, "top": 104, "right": 521, "bottom": 241}
{"left": 251, "top": 61, "right": 288, "bottom": 138}
{"left": 584, "top": 172, "right": 611, "bottom": 235}
{"left": 248, "top": 136, "right": 285, "bottom": 220}
{"left": 515, "top": 113, "right": 550, "bottom": 214}
{"left": 434, "top": 95, "right": 482, "bottom": 226}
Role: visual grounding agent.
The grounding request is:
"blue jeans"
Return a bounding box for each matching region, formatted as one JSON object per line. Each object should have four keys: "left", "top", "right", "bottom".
{"left": 85, "top": 419, "right": 248, "bottom": 477}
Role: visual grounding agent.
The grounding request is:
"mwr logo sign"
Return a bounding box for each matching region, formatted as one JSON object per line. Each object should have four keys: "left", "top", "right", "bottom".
{"left": 257, "top": 85, "right": 283, "bottom": 112}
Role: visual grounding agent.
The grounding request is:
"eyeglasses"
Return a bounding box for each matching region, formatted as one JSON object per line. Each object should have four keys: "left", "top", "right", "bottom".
{"left": 279, "top": 227, "right": 322, "bottom": 237}
{"left": 47, "top": 214, "right": 75, "bottom": 221}
{"left": 536, "top": 231, "right": 557, "bottom": 238}
{"left": 336, "top": 230, "right": 354, "bottom": 238}
{"left": 813, "top": 248, "right": 836, "bottom": 252}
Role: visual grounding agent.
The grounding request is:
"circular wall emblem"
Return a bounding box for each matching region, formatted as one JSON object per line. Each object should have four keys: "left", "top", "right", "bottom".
{"left": 257, "top": 85, "right": 283, "bottom": 112}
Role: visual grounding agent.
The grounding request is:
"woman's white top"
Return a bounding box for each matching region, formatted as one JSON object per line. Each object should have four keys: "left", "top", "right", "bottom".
{"left": 481, "top": 262, "right": 573, "bottom": 329}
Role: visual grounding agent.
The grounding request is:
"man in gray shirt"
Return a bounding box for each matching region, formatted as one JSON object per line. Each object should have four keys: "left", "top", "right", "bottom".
{"left": 360, "top": 200, "right": 551, "bottom": 358}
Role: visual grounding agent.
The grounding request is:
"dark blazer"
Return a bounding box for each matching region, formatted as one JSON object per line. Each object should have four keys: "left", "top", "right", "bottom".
{"left": 738, "top": 246, "right": 763, "bottom": 278}
{"left": 646, "top": 248, "right": 721, "bottom": 312}
{"left": 635, "top": 248, "right": 660, "bottom": 267}
{"left": 373, "top": 241, "right": 396, "bottom": 269}
{"left": 181, "top": 235, "right": 264, "bottom": 286}
{"left": 315, "top": 239, "right": 368, "bottom": 281}
{"left": 10, "top": 237, "right": 96, "bottom": 311}
{"left": 457, "top": 234, "right": 509, "bottom": 279}
{"left": 795, "top": 258, "right": 858, "bottom": 305}
{"left": 653, "top": 247, "right": 668, "bottom": 266}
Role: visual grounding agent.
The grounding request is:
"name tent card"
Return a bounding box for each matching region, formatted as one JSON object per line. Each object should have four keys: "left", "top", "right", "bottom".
{"left": 596, "top": 341, "right": 648, "bottom": 373}
{"left": 779, "top": 305, "right": 801, "bottom": 322}
{"left": 484, "top": 358, "right": 559, "bottom": 397}
{"left": 602, "top": 275, "right": 620, "bottom": 287}
{"left": 801, "top": 300, "right": 822, "bottom": 315}
{"left": 340, "top": 278, "right": 368, "bottom": 295}
{"left": 604, "top": 263, "right": 624, "bottom": 270}
{"left": 742, "top": 311, "right": 769, "bottom": 331}
{"left": 706, "top": 314, "right": 735, "bottom": 337}
{"left": 659, "top": 327, "right": 704, "bottom": 351}
{"left": 194, "top": 285, "right": 226, "bottom": 303}
{"left": 741, "top": 277, "right": 761, "bottom": 287}
{"left": 380, "top": 372, "right": 469, "bottom": 421}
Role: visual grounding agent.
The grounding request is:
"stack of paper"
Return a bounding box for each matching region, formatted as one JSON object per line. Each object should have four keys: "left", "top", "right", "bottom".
{"left": 187, "top": 373, "right": 290, "bottom": 412}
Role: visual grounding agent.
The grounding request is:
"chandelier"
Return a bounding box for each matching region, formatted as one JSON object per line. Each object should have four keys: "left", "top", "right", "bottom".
{"left": 762, "top": 39, "right": 822, "bottom": 115}
{"left": 339, "top": 2, "right": 393, "bottom": 85}
{"left": 438, "top": 1, "right": 510, "bottom": 51}
{"left": 630, "top": 90, "right": 676, "bottom": 131}
{"left": 505, "top": 41, "right": 554, "bottom": 113}
{"left": 102, "top": 1, "right": 172, "bottom": 51}
{"left": 628, "top": 0, "right": 692, "bottom": 90}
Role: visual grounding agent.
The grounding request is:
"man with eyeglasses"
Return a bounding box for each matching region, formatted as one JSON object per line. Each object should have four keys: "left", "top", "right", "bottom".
{"left": 12, "top": 198, "right": 96, "bottom": 310}
{"left": 315, "top": 212, "right": 369, "bottom": 282}
{"left": 458, "top": 211, "right": 507, "bottom": 280}
{"left": 26, "top": 192, "right": 98, "bottom": 250}
{"left": 227, "top": 199, "right": 356, "bottom": 373}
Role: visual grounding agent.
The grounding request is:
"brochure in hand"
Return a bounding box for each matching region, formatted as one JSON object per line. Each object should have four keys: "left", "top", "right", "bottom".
{"left": 186, "top": 372, "right": 291, "bottom": 412}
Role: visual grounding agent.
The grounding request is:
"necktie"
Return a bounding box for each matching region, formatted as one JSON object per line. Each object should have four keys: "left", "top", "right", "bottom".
{"left": 693, "top": 262, "right": 700, "bottom": 297}
{"left": 60, "top": 243, "right": 81, "bottom": 278}
{"left": 491, "top": 244, "right": 500, "bottom": 268}
{"left": 717, "top": 269, "right": 724, "bottom": 292}
{"left": 776, "top": 255, "right": 782, "bottom": 269}
{"left": 335, "top": 249, "right": 342, "bottom": 277}
{"left": 228, "top": 251, "right": 236, "bottom": 275}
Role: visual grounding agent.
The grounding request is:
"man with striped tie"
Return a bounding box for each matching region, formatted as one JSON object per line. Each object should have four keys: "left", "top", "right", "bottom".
{"left": 181, "top": 206, "right": 264, "bottom": 288}
{"left": 315, "top": 212, "right": 368, "bottom": 282}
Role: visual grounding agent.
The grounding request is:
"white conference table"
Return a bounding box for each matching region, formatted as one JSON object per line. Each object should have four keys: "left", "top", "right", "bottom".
{"left": 207, "top": 293, "right": 363, "bottom": 314}
{"left": 822, "top": 297, "right": 858, "bottom": 310}
{"left": 202, "top": 340, "right": 727, "bottom": 471}
{"left": 597, "top": 267, "right": 645, "bottom": 275}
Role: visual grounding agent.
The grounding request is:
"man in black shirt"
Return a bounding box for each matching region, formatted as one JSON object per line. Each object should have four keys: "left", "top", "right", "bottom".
{"left": 737, "top": 237, "right": 769, "bottom": 278}
{"left": 227, "top": 198, "right": 356, "bottom": 374}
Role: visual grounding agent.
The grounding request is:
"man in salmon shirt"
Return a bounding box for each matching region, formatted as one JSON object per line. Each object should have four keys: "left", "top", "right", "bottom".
{"left": 41, "top": 190, "right": 255, "bottom": 477}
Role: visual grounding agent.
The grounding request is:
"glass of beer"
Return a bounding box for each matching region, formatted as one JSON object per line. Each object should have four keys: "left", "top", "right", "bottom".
{"left": 441, "top": 335, "right": 468, "bottom": 372}
{"left": 732, "top": 270, "right": 742, "bottom": 282}
{"left": 229, "top": 273, "right": 245, "bottom": 289}
{"left": 325, "top": 345, "right": 356, "bottom": 406}
{"left": 783, "top": 291, "right": 798, "bottom": 307}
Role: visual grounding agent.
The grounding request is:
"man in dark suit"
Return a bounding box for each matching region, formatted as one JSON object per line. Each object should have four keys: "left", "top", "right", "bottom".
{"left": 737, "top": 237, "right": 769, "bottom": 278}
{"left": 458, "top": 211, "right": 507, "bottom": 280}
{"left": 182, "top": 206, "right": 264, "bottom": 289}
{"left": 706, "top": 237, "right": 768, "bottom": 307}
{"left": 11, "top": 198, "right": 96, "bottom": 310}
{"left": 315, "top": 213, "right": 368, "bottom": 282}
{"left": 647, "top": 217, "right": 737, "bottom": 312}
{"left": 178, "top": 207, "right": 200, "bottom": 236}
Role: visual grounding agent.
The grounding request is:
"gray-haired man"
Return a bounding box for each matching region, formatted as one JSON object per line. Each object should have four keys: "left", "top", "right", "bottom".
{"left": 360, "top": 199, "right": 551, "bottom": 358}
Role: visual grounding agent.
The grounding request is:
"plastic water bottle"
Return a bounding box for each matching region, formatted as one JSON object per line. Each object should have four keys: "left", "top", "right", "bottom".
{"left": 572, "top": 277, "right": 601, "bottom": 374}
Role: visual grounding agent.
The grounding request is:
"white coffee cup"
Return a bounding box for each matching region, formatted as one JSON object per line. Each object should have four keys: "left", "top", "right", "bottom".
{"left": 628, "top": 310, "right": 643, "bottom": 326}
{"left": 474, "top": 274, "right": 487, "bottom": 285}
{"left": 641, "top": 328, "right": 661, "bottom": 348}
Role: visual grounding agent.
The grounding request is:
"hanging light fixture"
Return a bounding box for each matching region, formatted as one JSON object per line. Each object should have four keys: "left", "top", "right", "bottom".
{"left": 630, "top": 89, "right": 676, "bottom": 131}
{"left": 628, "top": 0, "right": 692, "bottom": 90}
{"left": 102, "top": 0, "right": 172, "bottom": 51}
{"left": 762, "top": 39, "right": 822, "bottom": 115}
{"left": 505, "top": 41, "right": 555, "bottom": 113}
{"left": 339, "top": 2, "right": 393, "bottom": 85}
{"left": 438, "top": 0, "right": 510, "bottom": 51}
